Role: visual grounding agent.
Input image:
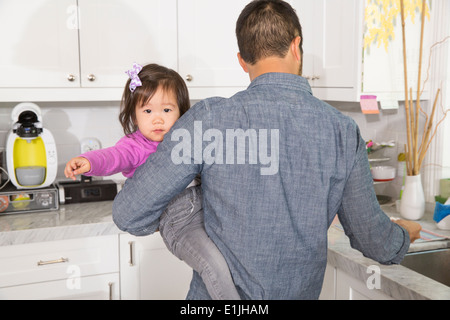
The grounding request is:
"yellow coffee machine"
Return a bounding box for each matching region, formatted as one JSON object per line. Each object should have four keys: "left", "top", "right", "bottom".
{"left": 6, "top": 103, "right": 57, "bottom": 189}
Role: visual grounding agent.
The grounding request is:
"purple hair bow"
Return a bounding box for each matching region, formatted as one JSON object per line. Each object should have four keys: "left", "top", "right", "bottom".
{"left": 126, "top": 63, "right": 143, "bottom": 93}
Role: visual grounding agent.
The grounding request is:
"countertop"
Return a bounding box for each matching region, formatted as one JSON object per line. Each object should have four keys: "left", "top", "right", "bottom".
{"left": 328, "top": 203, "right": 450, "bottom": 300}
{"left": 0, "top": 200, "right": 449, "bottom": 300}
{"left": 0, "top": 201, "right": 120, "bottom": 246}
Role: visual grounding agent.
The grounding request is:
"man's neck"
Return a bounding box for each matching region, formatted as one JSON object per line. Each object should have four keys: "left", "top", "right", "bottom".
{"left": 247, "top": 57, "right": 300, "bottom": 81}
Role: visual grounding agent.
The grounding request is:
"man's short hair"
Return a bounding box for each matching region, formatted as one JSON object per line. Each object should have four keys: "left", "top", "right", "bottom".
{"left": 236, "top": 0, "right": 303, "bottom": 69}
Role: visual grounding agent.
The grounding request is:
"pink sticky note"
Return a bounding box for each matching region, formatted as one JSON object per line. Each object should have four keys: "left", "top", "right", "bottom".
{"left": 360, "top": 95, "right": 379, "bottom": 114}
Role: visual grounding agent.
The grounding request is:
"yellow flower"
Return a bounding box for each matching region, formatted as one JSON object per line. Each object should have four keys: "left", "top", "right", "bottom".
{"left": 364, "top": 0, "right": 430, "bottom": 52}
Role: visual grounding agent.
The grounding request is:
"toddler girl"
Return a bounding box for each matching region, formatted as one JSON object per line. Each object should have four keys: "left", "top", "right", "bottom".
{"left": 64, "top": 63, "right": 240, "bottom": 300}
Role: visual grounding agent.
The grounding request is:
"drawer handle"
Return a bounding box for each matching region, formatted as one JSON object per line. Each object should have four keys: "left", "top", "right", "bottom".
{"left": 108, "top": 282, "right": 113, "bottom": 300}
{"left": 37, "top": 257, "right": 69, "bottom": 266}
{"left": 128, "top": 241, "right": 134, "bottom": 266}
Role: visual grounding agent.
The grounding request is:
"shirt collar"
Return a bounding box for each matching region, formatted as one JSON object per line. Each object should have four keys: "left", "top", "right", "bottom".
{"left": 247, "top": 72, "right": 313, "bottom": 96}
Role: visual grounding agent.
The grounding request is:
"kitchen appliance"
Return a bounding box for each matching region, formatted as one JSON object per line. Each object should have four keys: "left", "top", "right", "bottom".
{"left": 5, "top": 103, "right": 57, "bottom": 189}
{"left": 57, "top": 135, "right": 117, "bottom": 204}
{"left": 58, "top": 180, "right": 118, "bottom": 204}
{"left": 58, "top": 138, "right": 119, "bottom": 204}
{"left": 0, "top": 182, "right": 58, "bottom": 215}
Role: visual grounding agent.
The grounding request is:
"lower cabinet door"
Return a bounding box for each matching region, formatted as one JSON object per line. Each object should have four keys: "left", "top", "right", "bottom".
{"left": 0, "top": 235, "right": 119, "bottom": 288}
{"left": 335, "top": 269, "right": 393, "bottom": 300}
{"left": 0, "top": 273, "right": 120, "bottom": 300}
{"left": 120, "top": 233, "right": 193, "bottom": 300}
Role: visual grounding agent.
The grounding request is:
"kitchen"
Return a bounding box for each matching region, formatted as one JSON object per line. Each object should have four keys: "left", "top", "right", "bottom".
{"left": 0, "top": 0, "right": 449, "bottom": 300}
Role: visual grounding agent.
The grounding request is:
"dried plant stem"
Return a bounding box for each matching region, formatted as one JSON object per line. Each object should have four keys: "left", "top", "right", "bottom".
{"left": 418, "top": 89, "right": 440, "bottom": 169}
{"left": 413, "top": 0, "right": 427, "bottom": 175}
{"left": 420, "top": 36, "right": 450, "bottom": 97}
{"left": 399, "top": 0, "right": 448, "bottom": 176}
{"left": 410, "top": 88, "right": 416, "bottom": 172}
{"left": 404, "top": 144, "right": 411, "bottom": 175}
{"left": 400, "top": 0, "right": 413, "bottom": 176}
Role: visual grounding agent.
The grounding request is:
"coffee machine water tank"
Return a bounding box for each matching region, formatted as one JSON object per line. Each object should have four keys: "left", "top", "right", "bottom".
{"left": 5, "top": 103, "right": 57, "bottom": 189}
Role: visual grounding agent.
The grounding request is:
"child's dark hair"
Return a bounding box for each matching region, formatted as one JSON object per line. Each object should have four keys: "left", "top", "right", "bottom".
{"left": 119, "top": 64, "right": 190, "bottom": 136}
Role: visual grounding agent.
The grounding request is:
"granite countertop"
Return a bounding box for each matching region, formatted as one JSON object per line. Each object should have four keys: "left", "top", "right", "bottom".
{"left": 328, "top": 203, "right": 450, "bottom": 300}
{"left": 0, "top": 201, "right": 120, "bottom": 246}
{"left": 0, "top": 200, "right": 449, "bottom": 299}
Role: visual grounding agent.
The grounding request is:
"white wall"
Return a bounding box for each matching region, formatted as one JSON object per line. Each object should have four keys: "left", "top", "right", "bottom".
{"left": 328, "top": 100, "right": 416, "bottom": 200}
{"left": 442, "top": 47, "right": 450, "bottom": 179}
{"left": 0, "top": 101, "right": 125, "bottom": 182}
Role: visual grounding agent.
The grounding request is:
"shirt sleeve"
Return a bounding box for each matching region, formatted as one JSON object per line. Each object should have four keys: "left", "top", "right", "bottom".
{"left": 82, "top": 136, "right": 146, "bottom": 178}
{"left": 337, "top": 128, "right": 410, "bottom": 265}
{"left": 112, "top": 107, "right": 204, "bottom": 236}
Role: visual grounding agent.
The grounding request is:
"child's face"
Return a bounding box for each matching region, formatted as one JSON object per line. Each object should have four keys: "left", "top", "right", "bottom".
{"left": 135, "top": 87, "right": 180, "bottom": 142}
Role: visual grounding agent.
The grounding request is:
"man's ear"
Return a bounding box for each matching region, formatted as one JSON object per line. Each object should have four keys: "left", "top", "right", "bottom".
{"left": 237, "top": 53, "right": 249, "bottom": 73}
{"left": 290, "top": 36, "right": 302, "bottom": 62}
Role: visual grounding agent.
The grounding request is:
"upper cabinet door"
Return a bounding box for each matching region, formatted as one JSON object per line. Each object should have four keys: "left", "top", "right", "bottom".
{"left": 0, "top": 0, "right": 80, "bottom": 88}
{"left": 291, "top": 0, "right": 362, "bottom": 89}
{"left": 78, "top": 0, "right": 178, "bottom": 88}
{"left": 257, "top": 0, "right": 364, "bottom": 101}
{"left": 178, "top": 0, "right": 251, "bottom": 90}
{"left": 312, "top": 0, "right": 361, "bottom": 89}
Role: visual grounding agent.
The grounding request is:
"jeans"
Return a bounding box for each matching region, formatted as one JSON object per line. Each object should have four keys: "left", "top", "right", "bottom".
{"left": 159, "top": 185, "right": 241, "bottom": 300}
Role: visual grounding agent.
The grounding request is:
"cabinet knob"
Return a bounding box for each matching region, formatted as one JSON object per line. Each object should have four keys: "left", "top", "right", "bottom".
{"left": 185, "top": 74, "right": 193, "bottom": 82}
{"left": 67, "top": 74, "right": 76, "bottom": 82}
{"left": 87, "top": 74, "right": 96, "bottom": 82}
{"left": 312, "top": 76, "right": 320, "bottom": 81}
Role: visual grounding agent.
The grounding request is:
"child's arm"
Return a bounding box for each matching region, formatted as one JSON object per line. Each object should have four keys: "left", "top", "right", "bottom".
{"left": 64, "top": 134, "right": 155, "bottom": 180}
{"left": 64, "top": 156, "right": 91, "bottom": 181}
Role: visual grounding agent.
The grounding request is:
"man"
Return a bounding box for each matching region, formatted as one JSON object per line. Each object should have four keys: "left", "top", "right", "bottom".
{"left": 113, "top": 0, "right": 421, "bottom": 299}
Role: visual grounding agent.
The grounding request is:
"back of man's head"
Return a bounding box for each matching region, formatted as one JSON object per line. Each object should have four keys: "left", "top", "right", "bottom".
{"left": 236, "top": 0, "right": 303, "bottom": 67}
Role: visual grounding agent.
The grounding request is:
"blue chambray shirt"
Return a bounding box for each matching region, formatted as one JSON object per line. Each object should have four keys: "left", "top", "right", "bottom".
{"left": 113, "top": 73, "right": 410, "bottom": 300}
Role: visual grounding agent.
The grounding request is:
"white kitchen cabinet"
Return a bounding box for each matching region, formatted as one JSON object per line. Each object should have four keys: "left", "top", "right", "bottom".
{"left": 178, "top": 0, "right": 251, "bottom": 99}
{"left": 77, "top": 0, "right": 177, "bottom": 88}
{"left": 0, "top": 0, "right": 177, "bottom": 101}
{"left": 320, "top": 263, "right": 394, "bottom": 300}
{"left": 0, "top": 0, "right": 364, "bottom": 102}
{"left": 0, "top": 235, "right": 120, "bottom": 300}
{"left": 335, "top": 269, "right": 393, "bottom": 300}
{"left": 119, "top": 233, "right": 193, "bottom": 300}
{"left": 179, "top": 0, "right": 364, "bottom": 101}
{"left": 0, "top": 274, "right": 120, "bottom": 300}
{"left": 291, "top": 0, "right": 364, "bottom": 101}
{"left": 0, "top": 0, "right": 80, "bottom": 88}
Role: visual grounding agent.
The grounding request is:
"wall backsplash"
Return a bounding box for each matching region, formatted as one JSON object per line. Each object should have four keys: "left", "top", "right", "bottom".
{"left": 0, "top": 99, "right": 435, "bottom": 202}
{"left": 328, "top": 100, "right": 413, "bottom": 202}
{"left": 0, "top": 101, "right": 125, "bottom": 182}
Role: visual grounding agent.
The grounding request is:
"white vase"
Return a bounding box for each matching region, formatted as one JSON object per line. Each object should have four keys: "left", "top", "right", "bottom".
{"left": 400, "top": 174, "right": 425, "bottom": 220}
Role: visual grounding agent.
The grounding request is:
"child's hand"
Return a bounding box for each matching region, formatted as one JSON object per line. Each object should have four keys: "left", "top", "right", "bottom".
{"left": 64, "top": 157, "right": 91, "bottom": 181}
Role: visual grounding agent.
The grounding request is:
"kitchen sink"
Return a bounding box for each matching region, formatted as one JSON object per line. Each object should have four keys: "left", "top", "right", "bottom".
{"left": 401, "top": 249, "right": 450, "bottom": 287}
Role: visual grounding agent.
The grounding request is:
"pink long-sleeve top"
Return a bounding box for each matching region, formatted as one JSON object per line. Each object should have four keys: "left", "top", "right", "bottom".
{"left": 81, "top": 131, "right": 160, "bottom": 178}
